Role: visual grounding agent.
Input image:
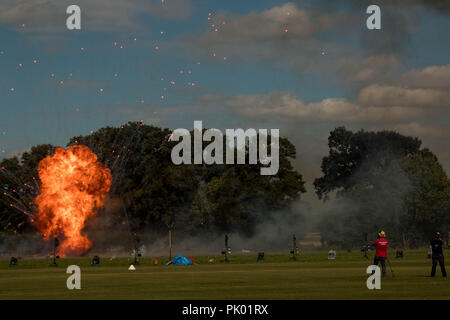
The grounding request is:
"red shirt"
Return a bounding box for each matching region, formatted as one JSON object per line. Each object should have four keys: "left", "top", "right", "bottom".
{"left": 372, "top": 238, "right": 388, "bottom": 257}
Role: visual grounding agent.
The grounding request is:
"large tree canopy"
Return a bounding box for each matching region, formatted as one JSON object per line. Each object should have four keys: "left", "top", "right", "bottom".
{"left": 314, "top": 127, "right": 450, "bottom": 248}
{"left": 0, "top": 122, "right": 306, "bottom": 239}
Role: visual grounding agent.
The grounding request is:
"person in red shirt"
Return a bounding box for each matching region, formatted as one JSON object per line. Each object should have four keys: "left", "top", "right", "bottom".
{"left": 371, "top": 230, "right": 389, "bottom": 277}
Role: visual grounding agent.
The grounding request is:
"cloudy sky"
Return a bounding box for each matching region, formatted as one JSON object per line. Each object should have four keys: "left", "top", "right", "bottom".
{"left": 0, "top": 0, "right": 449, "bottom": 211}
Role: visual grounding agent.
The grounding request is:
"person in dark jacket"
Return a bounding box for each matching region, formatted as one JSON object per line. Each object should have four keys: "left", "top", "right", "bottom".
{"left": 430, "top": 231, "right": 447, "bottom": 278}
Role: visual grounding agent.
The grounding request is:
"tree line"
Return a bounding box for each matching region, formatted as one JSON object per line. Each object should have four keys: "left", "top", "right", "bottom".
{"left": 0, "top": 122, "right": 449, "bottom": 248}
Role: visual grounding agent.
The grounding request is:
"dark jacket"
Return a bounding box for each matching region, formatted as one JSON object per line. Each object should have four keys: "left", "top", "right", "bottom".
{"left": 430, "top": 238, "right": 444, "bottom": 256}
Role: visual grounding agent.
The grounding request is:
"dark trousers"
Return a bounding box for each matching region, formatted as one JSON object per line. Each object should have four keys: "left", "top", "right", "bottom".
{"left": 372, "top": 256, "right": 386, "bottom": 276}
{"left": 431, "top": 254, "right": 447, "bottom": 277}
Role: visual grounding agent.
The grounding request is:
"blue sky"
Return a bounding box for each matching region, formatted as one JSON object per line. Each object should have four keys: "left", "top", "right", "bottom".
{"left": 1, "top": 0, "right": 449, "bottom": 198}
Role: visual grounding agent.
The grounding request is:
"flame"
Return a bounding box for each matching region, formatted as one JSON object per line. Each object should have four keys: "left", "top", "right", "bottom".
{"left": 35, "top": 145, "right": 112, "bottom": 256}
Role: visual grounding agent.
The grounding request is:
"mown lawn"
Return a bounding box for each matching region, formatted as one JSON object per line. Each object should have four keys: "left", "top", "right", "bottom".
{"left": 0, "top": 250, "right": 448, "bottom": 299}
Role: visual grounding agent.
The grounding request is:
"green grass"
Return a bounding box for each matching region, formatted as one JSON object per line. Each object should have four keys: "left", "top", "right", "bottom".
{"left": 0, "top": 250, "right": 449, "bottom": 299}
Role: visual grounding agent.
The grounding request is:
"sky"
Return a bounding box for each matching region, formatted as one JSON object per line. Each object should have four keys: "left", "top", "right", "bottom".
{"left": 0, "top": 0, "right": 449, "bottom": 213}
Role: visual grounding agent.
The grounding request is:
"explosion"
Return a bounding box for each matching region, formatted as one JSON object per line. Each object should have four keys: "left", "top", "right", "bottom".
{"left": 35, "top": 145, "right": 112, "bottom": 256}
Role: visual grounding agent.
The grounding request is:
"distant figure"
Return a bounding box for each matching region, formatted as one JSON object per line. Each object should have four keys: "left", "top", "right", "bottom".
{"left": 430, "top": 232, "right": 447, "bottom": 278}
{"left": 328, "top": 249, "right": 336, "bottom": 260}
{"left": 9, "top": 257, "right": 18, "bottom": 267}
{"left": 91, "top": 255, "right": 100, "bottom": 266}
{"left": 372, "top": 230, "right": 389, "bottom": 277}
{"left": 257, "top": 252, "right": 264, "bottom": 262}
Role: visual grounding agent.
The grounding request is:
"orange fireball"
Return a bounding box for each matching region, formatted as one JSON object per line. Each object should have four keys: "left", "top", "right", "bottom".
{"left": 35, "top": 145, "right": 112, "bottom": 256}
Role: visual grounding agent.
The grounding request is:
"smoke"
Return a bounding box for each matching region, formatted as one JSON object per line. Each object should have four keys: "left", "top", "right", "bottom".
{"left": 81, "top": 198, "right": 315, "bottom": 257}
{"left": 311, "top": 0, "right": 449, "bottom": 58}
{"left": 317, "top": 154, "right": 413, "bottom": 249}
{"left": 0, "top": 155, "right": 413, "bottom": 256}
{"left": 400, "top": 0, "right": 450, "bottom": 13}
{"left": 0, "top": 233, "right": 47, "bottom": 258}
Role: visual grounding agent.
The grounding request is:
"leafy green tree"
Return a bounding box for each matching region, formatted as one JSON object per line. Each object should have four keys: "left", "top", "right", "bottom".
{"left": 315, "top": 127, "right": 449, "bottom": 248}
{"left": 401, "top": 149, "right": 450, "bottom": 247}
{"left": 0, "top": 122, "right": 306, "bottom": 239}
{"left": 0, "top": 144, "right": 54, "bottom": 233}
{"left": 71, "top": 123, "right": 306, "bottom": 236}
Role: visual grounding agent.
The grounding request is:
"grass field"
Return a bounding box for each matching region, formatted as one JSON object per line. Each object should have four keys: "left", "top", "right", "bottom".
{"left": 0, "top": 250, "right": 449, "bottom": 299}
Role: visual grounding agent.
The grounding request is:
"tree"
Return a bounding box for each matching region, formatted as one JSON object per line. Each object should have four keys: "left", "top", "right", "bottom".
{"left": 315, "top": 127, "right": 449, "bottom": 248}
{"left": 0, "top": 145, "right": 54, "bottom": 233}
{"left": 401, "top": 149, "right": 450, "bottom": 247}
{"left": 0, "top": 122, "right": 306, "bottom": 239}
{"left": 188, "top": 136, "right": 306, "bottom": 235}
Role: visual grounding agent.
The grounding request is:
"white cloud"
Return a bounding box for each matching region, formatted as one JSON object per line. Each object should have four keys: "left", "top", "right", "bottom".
{"left": 401, "top": 64, "right": 450, "bottom": 89}
{"left": 390, "top": 122, "right": 450, "bottom": 139}
{"left": 358, "top": 84, "right": 450, "bottom": 108}
{"left": 179, "top": 3, "right": 358, "bottom": 68}
{"left": 0, "top": 0, "right": 192, "bottom": 32}
{"left": 337, "top": 55, "right": 401, "bottom": 84}
{"left": 225, "top": 92, "right": 424, "bottom": 124}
